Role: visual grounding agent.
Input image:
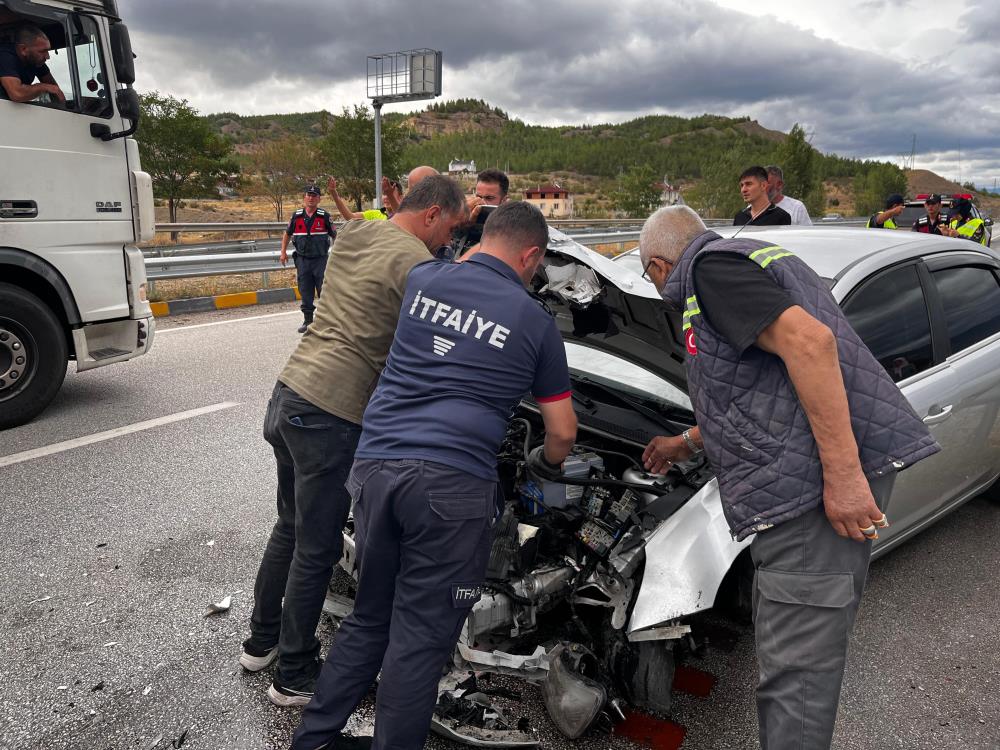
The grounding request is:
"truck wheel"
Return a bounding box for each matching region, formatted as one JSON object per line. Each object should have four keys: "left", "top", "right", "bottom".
{"left": 0, "top": 283, "right": 68, "bottom": 430}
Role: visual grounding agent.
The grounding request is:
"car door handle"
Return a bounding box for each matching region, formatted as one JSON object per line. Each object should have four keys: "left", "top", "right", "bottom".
{"left": 923, "top": 404, "right": 953, "bottom": 424}
{"left": 0, "top": 200, "right": 38, "bottom": 218}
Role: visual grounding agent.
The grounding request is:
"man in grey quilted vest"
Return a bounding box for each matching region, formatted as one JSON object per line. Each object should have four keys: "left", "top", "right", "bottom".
{"left": 638, "top": 206, "right": 939, "bottom": 750}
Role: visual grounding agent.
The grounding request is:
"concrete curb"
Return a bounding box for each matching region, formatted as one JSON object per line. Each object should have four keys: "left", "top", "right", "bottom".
{"left": 150, "top": 287, "right": 302, "bottom": 317}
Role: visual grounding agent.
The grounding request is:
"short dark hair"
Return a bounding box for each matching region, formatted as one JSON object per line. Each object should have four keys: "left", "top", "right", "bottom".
{"left": 765, "top": 165, "right": 783, "bottom": 180}
{"left": 740, "top": 166, "right": 769, "bottom": 182}
{"left": 482, "top": 201, "right": 549, "bottom": 251}
{"left": 15, "top": 25, "right": 47, "bottom": 46}
{"left": 397, "top": 174, "right": 466, "bottom": 216}
{"left": 476, "top": 169, "right": 509, "bottom": 197}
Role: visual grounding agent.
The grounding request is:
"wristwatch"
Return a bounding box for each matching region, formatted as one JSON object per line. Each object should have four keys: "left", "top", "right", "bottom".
{"left": 681, "top": 429, "right": 703, "bottom": 456}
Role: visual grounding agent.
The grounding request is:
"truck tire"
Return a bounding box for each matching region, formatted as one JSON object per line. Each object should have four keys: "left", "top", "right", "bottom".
{"left": 0, "top": 283, "right": 68, "bottom": 430}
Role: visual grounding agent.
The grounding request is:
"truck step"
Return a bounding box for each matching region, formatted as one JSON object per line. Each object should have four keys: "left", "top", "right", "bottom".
{"left": 89, "top": 347, "right": 130, "bottom": 361}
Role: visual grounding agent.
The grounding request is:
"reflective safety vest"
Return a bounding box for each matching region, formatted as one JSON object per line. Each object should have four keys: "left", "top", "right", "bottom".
{"left": 362, "top": 209, "right": 388, "bottom": 221}
{"left": 867, "top": 213, "right": 897, "bottom": 229}
{"left": 949, "top": 217, "right": 988, "bottom": 245}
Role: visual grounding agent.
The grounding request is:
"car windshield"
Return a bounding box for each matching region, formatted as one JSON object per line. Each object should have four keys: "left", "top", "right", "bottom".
{"left": 898, "top": 206, "right": 927, "bottom": 228}
{"left": 564, "top": 341, "right": 693, "bottom": 413}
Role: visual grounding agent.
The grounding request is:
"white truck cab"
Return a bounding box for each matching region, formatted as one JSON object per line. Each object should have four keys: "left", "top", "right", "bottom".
{"left": 0, "top": 0, "right": 154, "bottom": 429}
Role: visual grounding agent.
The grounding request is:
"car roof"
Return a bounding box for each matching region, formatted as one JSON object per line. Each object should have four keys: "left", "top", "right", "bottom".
{"left": 708, "top": 225, "right": 993, "bottom": 281}
{"left": 617, "top": 225, "right": 997, "bottom": 292}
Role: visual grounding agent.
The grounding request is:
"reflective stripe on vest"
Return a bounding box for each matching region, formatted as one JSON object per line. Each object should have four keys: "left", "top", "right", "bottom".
{"left": 682, "top": 294, "right": 701, "bottom": 332}
{"left": 748, "top": 244, "right": 795, "bottom": 268}
{"left": 950, "top": 218, "right": 987, "bottom": 245}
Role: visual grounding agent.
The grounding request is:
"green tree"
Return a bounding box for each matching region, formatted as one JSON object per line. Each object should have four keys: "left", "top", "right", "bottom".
{"left": 316, "top": 104, "right": 405, "bottom": 210}
{"left": 685, "top": 146, "right": 754, "bottom": 219}
{"left": 137, "top": 91, "right": 236, "bottom": 225}
{"left": 246, "top": 136, "right": 315, "bottom": 220}
{"left": 775, "top": 124, "right": 825, "bottom": 217}
{"left": 853, "top": 163, "right": 908, "bottom": 217}
{"left": 612, "top": 165, "right": 661, "bottom": 218}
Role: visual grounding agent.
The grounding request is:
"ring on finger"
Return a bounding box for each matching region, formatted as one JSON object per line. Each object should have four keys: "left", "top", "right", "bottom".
{"left": 873, "top": 513, "right": 889, "bottom": 529}
{"left": 859, "top": 524, "right": 877, "bottom": 536}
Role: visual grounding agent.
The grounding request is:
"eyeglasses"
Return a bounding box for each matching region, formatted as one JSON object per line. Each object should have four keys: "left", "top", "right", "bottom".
{"left": 641, "top": 257, "right": 656, "bottom": 282}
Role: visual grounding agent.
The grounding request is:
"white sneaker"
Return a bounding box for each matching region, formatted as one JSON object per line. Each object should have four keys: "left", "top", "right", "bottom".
{"left": 239, "top": 644, "right": 278, "bottom": 672}
{"left": 267, "top": 680, "right": 314, "bottom": 707}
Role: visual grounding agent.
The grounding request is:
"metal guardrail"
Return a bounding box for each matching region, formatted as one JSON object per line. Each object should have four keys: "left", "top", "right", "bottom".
{"left": 143, "top": 231, "right": 646, "bottom": 281}
{"left": 152, "top": 218, "right": 653, "bottom": 235}
{"left": 144, "top": 220, "right": 869, "bottom": 283}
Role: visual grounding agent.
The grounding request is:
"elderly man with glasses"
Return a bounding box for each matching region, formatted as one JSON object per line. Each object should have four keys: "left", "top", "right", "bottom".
{"left": 637, "top": 205, "right": 938, "bottom": 750}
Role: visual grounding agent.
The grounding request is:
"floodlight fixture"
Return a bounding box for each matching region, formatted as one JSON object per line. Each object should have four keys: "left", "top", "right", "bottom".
{"left": 367, "top": 49, "right": 442, "bottom": 205}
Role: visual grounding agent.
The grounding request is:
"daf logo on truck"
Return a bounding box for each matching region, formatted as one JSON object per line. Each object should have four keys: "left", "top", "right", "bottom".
{"left": 0, "top": 0, "right": 155, "bottom": 430}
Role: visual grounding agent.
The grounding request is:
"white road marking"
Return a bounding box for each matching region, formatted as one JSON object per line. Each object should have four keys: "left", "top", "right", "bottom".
{"left": 156, "top": 310, "right": 298, "bottom": 334}
{"left": 0, "top": 402, "right": 239, "bottom": 468}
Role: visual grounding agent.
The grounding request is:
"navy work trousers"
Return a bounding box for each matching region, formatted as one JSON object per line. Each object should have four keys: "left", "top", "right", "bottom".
{"left": 751, "top": 471, "right": 896, "bottom": 750}
{"left": 294, "top": 254, "right": 327, "bottom": 315}
{"left": 248, "top": 382, "right": 362, "bottom": 688}
{"left": 292, "top": 458, "right": 498, "bottom": 750}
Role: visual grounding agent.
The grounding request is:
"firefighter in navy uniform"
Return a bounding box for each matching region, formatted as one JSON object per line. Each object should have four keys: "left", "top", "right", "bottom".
{"left": 280, "top": 185, "right": 337, "bottom": 333}
{"left": 291, "top": 201, "right": 578, "bottom": 750}
{"left": 943, "top": 198, "right": 989, "bottom": 245}
{"left": 912, "top": 194, "right": 946, "bottom": 235}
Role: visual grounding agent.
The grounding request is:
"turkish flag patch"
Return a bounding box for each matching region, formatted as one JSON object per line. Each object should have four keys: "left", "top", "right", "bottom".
{"left": 685, "top": 328, "right": 698, "bottom": 355}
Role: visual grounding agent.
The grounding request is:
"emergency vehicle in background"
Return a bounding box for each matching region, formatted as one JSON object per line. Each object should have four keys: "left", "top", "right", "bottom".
{"left": 899, "top": 193, "right": 994, "bottom": 245}
{"left": 0, "top": 0, "right": 153, "bottom": 430}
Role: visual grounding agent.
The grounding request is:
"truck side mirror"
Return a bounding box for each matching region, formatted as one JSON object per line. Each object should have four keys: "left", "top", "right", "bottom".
{"left": 109, "top": 23, "right": 136, "bottom": 86}
{"left": 116, "top": 87, "right": 140, "bottom": 122}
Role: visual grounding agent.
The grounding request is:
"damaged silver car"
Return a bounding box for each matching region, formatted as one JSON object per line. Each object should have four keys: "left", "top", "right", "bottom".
{"left": 328, "top": 226, "right": 1000, "bottom": 743}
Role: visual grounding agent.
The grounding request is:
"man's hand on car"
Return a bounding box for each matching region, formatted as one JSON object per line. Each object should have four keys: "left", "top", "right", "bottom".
{"left": 823, "top": 468, "right": 888, "bottom": 542}
{"left": 642, "top": 435, "right": 692, "bottom": 474}
{"left": 527, "top": 445, "right": 563, "bottom": 481}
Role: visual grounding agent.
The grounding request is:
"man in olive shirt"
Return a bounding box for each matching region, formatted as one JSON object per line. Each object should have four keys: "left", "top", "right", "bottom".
{"left": 241, "top": 176, "right": 469, "bottom": 707}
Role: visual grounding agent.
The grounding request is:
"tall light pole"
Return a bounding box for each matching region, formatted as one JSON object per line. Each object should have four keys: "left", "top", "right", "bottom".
{"left": 366, "top": 49, "right": 442, "bottom": 207}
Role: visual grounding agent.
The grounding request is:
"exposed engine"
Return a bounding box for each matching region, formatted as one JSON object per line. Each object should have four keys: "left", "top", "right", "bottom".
{"left": 447, "top": 409, "right": 712, "bottom": 740}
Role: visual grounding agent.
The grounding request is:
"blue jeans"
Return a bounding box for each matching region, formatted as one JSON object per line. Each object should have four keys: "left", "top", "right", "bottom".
{"left": 248, "top": 382, "right": 362, "bottom": 687}
{"left": 292, "top": 458, "right": 498, "bottom": 750}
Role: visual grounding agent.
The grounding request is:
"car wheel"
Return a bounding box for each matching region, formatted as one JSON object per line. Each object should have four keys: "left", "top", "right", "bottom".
{"left": 628, "top": 640, "right": 676, "bottom": 714}
{"left": 715, "top": 550, "right": 754, "bottom": 623}
{"left": 0, "top": 283, "right": 68, "bottom": 430}
{"left": 978, "top": 475, "right": 1000, "bottom": 503}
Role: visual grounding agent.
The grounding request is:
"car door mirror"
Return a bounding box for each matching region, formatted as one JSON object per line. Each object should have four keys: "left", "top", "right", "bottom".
{"left": 985, "top": 217, "right": 994, "bottom": 227}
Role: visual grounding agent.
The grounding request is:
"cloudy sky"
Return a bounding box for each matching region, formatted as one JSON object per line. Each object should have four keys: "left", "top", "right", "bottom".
{"left": 129, "top": 0, "right": 1000, "bottom": 186}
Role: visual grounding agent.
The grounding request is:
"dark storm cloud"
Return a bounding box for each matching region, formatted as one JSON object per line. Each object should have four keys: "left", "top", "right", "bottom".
{"left": 127, "top": 0, "right": 1000, "bottom": 177}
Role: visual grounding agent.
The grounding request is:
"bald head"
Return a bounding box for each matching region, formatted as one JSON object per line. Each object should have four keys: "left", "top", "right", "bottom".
{"left": 639, "top": 206, "right": 707, "bottom": 269}
{"left": 406, "top": 165, "right": 439, "bottom": 191}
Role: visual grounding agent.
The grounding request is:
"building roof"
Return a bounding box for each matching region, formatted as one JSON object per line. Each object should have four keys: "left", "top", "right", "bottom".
{"left": 525, "top": 184, "right": 570, "bottom": 196}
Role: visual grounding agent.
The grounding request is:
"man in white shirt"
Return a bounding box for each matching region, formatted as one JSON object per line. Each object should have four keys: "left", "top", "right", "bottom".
{"left": 766, "top": 165, "right": 812, "bottom": 225}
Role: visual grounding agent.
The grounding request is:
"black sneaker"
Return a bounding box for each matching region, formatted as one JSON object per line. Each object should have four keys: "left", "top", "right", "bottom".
{"left": 239, "top": 641, "right": 278, "bottom": 672}
{"left": 334, "top": 735, "right": 373, "bottom": 750}
{"left": 315, "top": 734, "right": 373, "bottom": 750}
{"left": 267, "top": 678, "right": 314, "bottom": 707}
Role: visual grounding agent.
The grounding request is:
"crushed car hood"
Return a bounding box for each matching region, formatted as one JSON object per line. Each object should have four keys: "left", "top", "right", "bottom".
{"left": 540, "top": 228, "right": 689, "bottom": 397}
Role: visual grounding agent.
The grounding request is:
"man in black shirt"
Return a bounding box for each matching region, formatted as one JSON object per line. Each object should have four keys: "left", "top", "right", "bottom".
{"left": 733, "top": 166, "right": 791, "bottom": 226}
{"left": 912, "top": 194, "right": 946, "bottom": 235}
{"left": 0, "top": 25, "right": 64, "bottom": 104}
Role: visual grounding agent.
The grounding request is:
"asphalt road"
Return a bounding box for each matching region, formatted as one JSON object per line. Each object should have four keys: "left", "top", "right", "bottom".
{"left": 3, "top": 302, "right": 999, "bottom": 750}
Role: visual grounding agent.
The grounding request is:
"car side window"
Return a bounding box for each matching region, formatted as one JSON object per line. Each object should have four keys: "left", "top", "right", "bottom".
{"left": 842, "top": 264, "right": 934, "bottom": 383}
{"left": 931, "top": 266, "right": 1000, "bottom": 354}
